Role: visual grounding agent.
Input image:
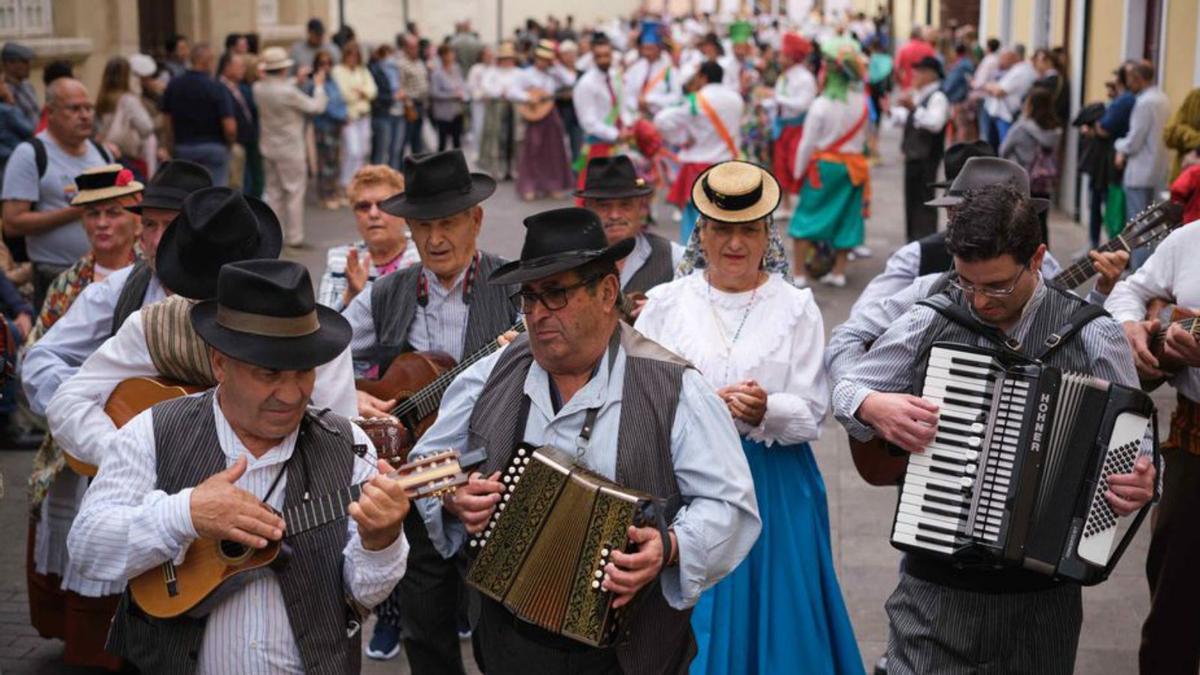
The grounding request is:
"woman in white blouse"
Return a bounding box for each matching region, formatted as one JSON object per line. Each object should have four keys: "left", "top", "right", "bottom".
{"left": 637, "top": 161, "right": 863, "bottom": 675}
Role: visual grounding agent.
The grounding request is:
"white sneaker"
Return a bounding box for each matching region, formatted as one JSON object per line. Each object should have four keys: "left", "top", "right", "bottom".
{"left": 672, "top": 209, "right": 683, "bottom": 223}
{"left": 848, "top": 245, "right": 873, "bottom": 261}
{"left": 792, "top": 275, "right": 809, "bottom": 288}
{"left": 819, "top": 273, "right": 847, "bottom": 288}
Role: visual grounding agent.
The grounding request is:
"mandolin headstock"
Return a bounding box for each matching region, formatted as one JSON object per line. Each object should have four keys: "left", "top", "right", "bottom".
{"left": 353, "top": 416, "right": 416, "bottom": 466}
{"left": 393, "top": 449, "right": 470, "bottom": 499}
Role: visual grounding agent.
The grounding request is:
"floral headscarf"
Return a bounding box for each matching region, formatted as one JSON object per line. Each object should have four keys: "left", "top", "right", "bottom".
{"left": 675, "top": 213, "right": 794, "bottom": 283}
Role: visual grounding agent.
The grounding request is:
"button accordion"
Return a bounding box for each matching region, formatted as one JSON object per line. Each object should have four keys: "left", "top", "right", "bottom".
{"left": 466, "top": 444, "right": 660, "bottom": 646}
{"left": 891, "top": 343, "right": 1158, "bottom": 585}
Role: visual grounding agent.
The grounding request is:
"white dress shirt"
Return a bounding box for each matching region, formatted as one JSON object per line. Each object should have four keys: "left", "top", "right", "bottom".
{"left": 769, "top": 63, "right": 817, "bottom": 119}
{"left": 620, "top": 233, "right": 685, "bottom": 289}
{"left": 623, "top": 55, "right": 680, "bottom": 122}
{"left": 1105, "top": 223, "right": 1200, "bottom": 402}
{"left": 574, "top": 67, "right": 622, "bottom": 143}
{"left": 481, "top": 65, "right": 520, "bottom": 100}
{"left": 910, "top": 81, "right": 950, "bottom": 132}
{"left": 45, "top": 307, "right": 358, "bottom": 469}
{"left": 1114, "top": 86, "right": 1172, "bottom": 189}
{"left": 67, "top": 392, "right": 409, "bottom": 675}
{"left": 653, "top": 83, "right": 744, "bottom": 165}
{"left": 410, "top": 333, "right": 761, "bottom": 610}
{"left": 21, "top": 264, "right": 167, "bottom": 416}
{"left": 793, "top": 90, "right": 869, "bottom": 180}
{"left": 637, "top": 273, "right": 829, "bottom": 445}
{"left": 506, "top": 65, "right": 566, "bottom": 102}
{"left": 984, "top": 61, "right": 1036, "bottom": 123}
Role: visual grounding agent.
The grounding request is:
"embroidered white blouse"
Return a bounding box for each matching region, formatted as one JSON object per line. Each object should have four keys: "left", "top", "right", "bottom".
{"left": 636, "top": 272, "right": 829, "bottom": 446}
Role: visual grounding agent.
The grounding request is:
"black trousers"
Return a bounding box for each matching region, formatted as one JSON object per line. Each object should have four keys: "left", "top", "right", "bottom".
{"left": 32, "top": 262, "right": 69, "bottom": 315}
{"left": 380, "top": 509, "right": 468, "bottom": 674}
{"left": 436, "top": 116, "right": 464, "bottom": 152}
{"left": 475, "top": 596, "right": 621, "bottom": 675}
{"left": 1140, "top": 396, "right": 1200, "bottom": 674}
{"left": 904, "top": 159, "right": 940, "bottom": 243}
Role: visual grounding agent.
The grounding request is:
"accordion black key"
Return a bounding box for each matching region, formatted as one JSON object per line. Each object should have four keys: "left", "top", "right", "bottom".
{"left": 891, "top": 343, "right": 1158, "bottom": 585}
{"left": 466, "top": 444, "right": 659, "bottom": 646}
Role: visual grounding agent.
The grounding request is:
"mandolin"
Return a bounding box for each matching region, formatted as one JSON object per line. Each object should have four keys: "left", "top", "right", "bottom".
{"left": 1052, "top": 200, "right": 1183, "bottom": 289}
{"left": 849, "top": 437, "right": 908, "bottom": 486}
{"left": 129, "top": 449, "right": 472, "bottom": 619}
{"left": 355, "top": 322, "right": 526, "bottom": 464}
{"left": 516, "top": 87, "right": 557, "bottom": 122}
{"left": 64, "top": 377, "right": 206, "bottom": 477}
{"left": 1140, "top": 305, "right": 1200, "bottom": 390}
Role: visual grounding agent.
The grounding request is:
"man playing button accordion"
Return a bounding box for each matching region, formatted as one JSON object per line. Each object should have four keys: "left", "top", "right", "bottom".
{"left": 409, "top": 207, "right": 760, "bottom": 674}
{"left": 67, "top": 260, "right": 410, "bottom": 674}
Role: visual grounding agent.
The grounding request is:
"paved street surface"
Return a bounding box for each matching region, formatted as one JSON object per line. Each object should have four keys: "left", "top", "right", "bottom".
{"left": 0, "top": 128, "right": 1172, "bottom": 674}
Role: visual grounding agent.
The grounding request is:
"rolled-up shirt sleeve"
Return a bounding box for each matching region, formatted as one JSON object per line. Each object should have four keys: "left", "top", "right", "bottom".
{"left": 661, "top": 369, "right": 760, "bottom": 609}
{"left": 1105, "top": 237, "right": 1178, "bottom": 323}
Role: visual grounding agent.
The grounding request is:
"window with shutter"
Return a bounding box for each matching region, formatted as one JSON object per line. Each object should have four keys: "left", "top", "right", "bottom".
{"left": 0, "top": 0, "right": 52, "bottom": 37}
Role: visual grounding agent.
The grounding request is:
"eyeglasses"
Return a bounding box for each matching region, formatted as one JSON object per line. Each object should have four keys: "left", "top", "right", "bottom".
{"left": 353, "top": 200, "right": 383, "bottom": 213}
{"left": 509, "top": 276, "right": 600, "bottom": 313}
{"left": 948, "top": 267, "right": 1027, "bottom": 298}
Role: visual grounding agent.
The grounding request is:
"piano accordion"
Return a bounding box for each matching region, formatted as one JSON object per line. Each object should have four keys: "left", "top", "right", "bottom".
{"left": 891, "top": 343, "right": 1158, "bottom": 585}
{"left": 466, "top": 444, "right": 659, "bottom": 646}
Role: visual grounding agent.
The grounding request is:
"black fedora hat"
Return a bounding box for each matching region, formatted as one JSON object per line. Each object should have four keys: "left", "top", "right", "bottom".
{"left": 380, "top": 150, "right": 496, "bottom": 221}
{"left": 490, "top": 207, "right": 635, "bottom": 286}
{"left": 127, "top": 160, "right": 213, "bottom": 214}
{"left": 914, "top": 55, "right": 944, "bottom": 80}
{"left": 929, "top": 140, "right": 995, "bottom": 189}
{"left": 192, "top": 260, "right": 351, "bottom": 371}
{"left": 926, "top": 157, "right": 1051, "bottom": 212}
{"left": 575, "top": 156, "right": 655, "bottom": 199}
{"left": 156, "top": 187, "right": 283, "bottom": 300}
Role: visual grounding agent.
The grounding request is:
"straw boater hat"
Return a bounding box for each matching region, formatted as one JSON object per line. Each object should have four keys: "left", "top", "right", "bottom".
{"left": 70, "top": 165, "right": 144, "bottom": 207}
{"left": 496, "top": 42, "right": 517, "bottom": 61}
{"left": 260, "top": 46, "right": 294, "bottom": 72}
{"left": 690, "top": 160, "right": 781, "bottom": 223}
{"left": 535, "top": 39, "right": 557, "bottom": 61}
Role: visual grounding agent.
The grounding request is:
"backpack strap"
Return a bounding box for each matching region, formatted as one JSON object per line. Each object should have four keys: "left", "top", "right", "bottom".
{"left": 89, "top": 139, "right": 112, "bottom": 163}
{"left": 917, "top": 293, "right": 1024, "bottom": 355}
{"left": 29, "top": 137, "right": 46, "bottom": 178}
{"left": 1034, "top": 302, "right": 1109, "bottom": 361}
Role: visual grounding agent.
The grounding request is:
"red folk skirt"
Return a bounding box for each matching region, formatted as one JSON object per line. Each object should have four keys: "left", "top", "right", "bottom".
{"left": 772, "top": 124, "right": 805, "bottom": 194}
{"left": 667, "top": 162, "right": 712, "bottom": 208}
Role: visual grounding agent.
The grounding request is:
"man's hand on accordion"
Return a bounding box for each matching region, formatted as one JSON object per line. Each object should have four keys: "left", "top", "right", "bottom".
{"left": 856, "top": 392, "right": 939, "bottom": 454}
{"left": 603, "top": 526, "right": 678, "bottom": 608}
{"left": 1104, "top": 455, "right": 1156, "bottom": 516}
{"left": 443, "top": 471, "right": 505, "bottom": 533}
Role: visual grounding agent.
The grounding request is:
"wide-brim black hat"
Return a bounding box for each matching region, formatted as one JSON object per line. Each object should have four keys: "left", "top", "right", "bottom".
{"left": 574, "top": 156, "right": 655, "bottom": 199}
{"left": 156, "top": 187, "right": 283, "bottom": 300}
{"left": 192, "top": 260, "right": 351, "bottom": 371}
{"left": 381, "top": 150, "right": 496, "bottom": 221}
{"left": 914, "top": 55, "right": 944, "bottom": 80}
{"left": 490, "top": 207, "right": 634, "bottom": 286}
{"left": 127, "top": 160, "right": 214, "bottom": 213}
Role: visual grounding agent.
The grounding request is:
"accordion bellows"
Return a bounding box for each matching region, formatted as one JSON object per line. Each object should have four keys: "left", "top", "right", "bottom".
{"left": 467, "top": 445, "right": 657, "bottom": 646}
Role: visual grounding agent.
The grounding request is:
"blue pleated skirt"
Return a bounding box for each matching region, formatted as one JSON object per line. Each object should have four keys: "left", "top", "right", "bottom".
{"left": 690, "top": 439, "right": 864, "bottom": 675}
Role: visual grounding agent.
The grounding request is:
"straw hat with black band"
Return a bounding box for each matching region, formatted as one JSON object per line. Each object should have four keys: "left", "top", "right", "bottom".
{"left": 690, "top": 160, "right": 781, "bottom": 223}
{"left": 155, "top": 187, "right": 283, "bottom": 300}
{"left": 192, "top": 259, "right": 351, "bottom": 372}
{"left": 70, "top": 164, "right": 144, "bottom": 207}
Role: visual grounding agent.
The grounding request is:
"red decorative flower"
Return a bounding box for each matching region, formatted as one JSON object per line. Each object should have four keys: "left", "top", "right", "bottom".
{"left": 115, "top": 169, "right": 134, "bottom": 187}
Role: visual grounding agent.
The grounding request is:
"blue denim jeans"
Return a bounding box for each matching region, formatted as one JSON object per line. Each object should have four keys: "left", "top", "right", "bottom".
{"left": 371, "top": 114, "right": 405, "bottom": 168}
{"left": 1125, "top": 186, "right": 1157, "bottom": 270}
{"left": 175, "top": 142, "right": 231, "bottom": 187}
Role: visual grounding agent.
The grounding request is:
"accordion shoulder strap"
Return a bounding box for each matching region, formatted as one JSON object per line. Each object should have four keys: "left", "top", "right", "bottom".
{"left": 1034, "top": 302, "right": 1108, "bottom": 360}
{"left": 917, "top": 293, "right": 1023, "bottom": 355}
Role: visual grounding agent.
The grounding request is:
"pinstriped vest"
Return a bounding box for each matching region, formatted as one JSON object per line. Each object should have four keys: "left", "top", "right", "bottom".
{"left": 107, "top": 392, "right": 361, "bottom": 675}
{"left": 624, "top": 233, "right": 675, "bottom": 295}
{"left": 111, "top": 260, "right": 154, "bottom": 336}
{"left": 141, "top": 295, "right": 216, "bottom": 385}
{"left": 467, "top": 323, "right": 695, "bottom": 675}
{"left": 368, "top": 251, "right": 518, "bottom": 367}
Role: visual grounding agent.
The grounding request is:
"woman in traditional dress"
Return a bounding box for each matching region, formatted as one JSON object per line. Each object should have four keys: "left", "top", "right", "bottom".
{"left": 789, "top": 37, "right": 870, "bottom": 288}
{"left": 508, "top": 39, "right": 575, "bottom": 200}
{"left": 768, "top": 33, "right": 816, "bottom": 216}
{"left": 637, "top": 160, "right": 863, "bottom": 675}
{"left": 477, "top": 42, "right": 520, "bottom": 180}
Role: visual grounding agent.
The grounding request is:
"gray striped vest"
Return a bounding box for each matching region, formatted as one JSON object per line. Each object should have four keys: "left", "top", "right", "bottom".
{"left": 368, "top": 251, "right": 518, "bottom": 367}
{"left": 110, "top": 260, "right": 153, "bottom": 336}
{"left": 467, "top": 323, "right": 695, "bottom": 675}
{"left": 624, "top": 233, "right": 675, "bottom": 295}
{"left": 107, "top": 392, "right": 361, "bottom": 675}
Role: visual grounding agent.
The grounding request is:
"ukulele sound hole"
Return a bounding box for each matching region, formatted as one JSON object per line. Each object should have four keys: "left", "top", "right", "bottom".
{"left": 218, "top": 539, "right": 253, "bottom": 564}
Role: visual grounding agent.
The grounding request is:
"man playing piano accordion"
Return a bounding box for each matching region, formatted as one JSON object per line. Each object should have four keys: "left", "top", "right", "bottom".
{"left": 833, "top": 184, "right": 1156, "bottom": 675}
{"left": 408, "top": 207, "right": 760, "bottom": 674}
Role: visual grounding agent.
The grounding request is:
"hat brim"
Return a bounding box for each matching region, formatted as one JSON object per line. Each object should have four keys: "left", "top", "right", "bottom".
{"left": 488, "top": 238, "right": 636, "bottom": 286}
{"left": 70, "top": 183, "right": 145, "bottom": 207}
{"left": 573, "top": 184, "right": 655, "bottom": 200}
{"left": 154, "top": 197, "right": 284, "bottom": 300}
{"left": 690, "top": 165, "right": 781, "bottom": 223}
{"left": 926, "top": 193, "right": 1052, "bottom": 213}
{"left": 126, "top": 195, "right": 184, "bottom": 214}
{"left": 263, "top": 59, "right": 295, "bottom": 72}
{"left": 379, "top": 174, "right": 497, "bottom": 220}
{"left": 191, "top": 302, "right": 351, "bottom": 371}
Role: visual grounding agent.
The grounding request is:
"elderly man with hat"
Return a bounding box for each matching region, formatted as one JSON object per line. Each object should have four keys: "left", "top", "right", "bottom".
{"left": 766, "top": 33, "right": 816, "bottom": 204}
{"left": 407, "top": 204, "right": 759, "bottom": 674}
{"left": 826, "top": 156, "right": 1126, "bottom": 394}
{"left": 67, "top": 259, "right": 410, "bottom": 674}
{"left": 20, "top": 163, "right": 143, "bottom": 670}
{"left": 506, "top": 39, "right": 574, "bottom": 201}
{"left": 253, "top": 46, "right": 328, "bottom": 248}
{"left": 341, "top": 149, "right": 518, "bottom": 669}
{"left": 898, "top": 54, "right": 950, "bottom": 242}
{"left": 576, "top": 155, "right": 683, "bottom": 302}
